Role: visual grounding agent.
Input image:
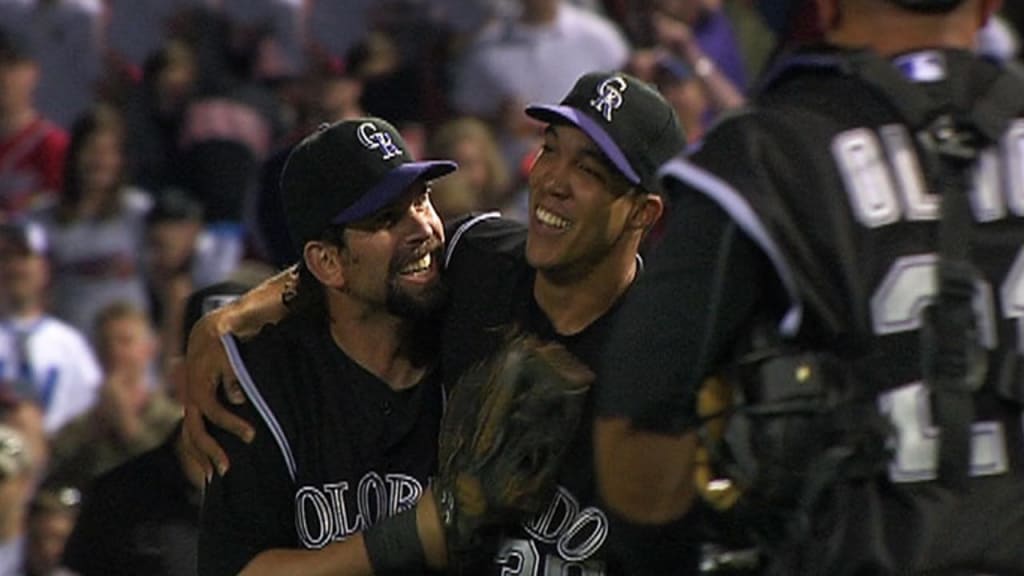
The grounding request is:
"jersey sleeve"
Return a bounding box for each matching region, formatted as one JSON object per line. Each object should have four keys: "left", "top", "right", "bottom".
{"left": 197, "top": 339, "right": 298, "bottom": 576}
{"left": 595, "top": 167, "right": 773, "bottom": 434}
{"left": 443, "top": 212, "right": 526, "bottom": 278}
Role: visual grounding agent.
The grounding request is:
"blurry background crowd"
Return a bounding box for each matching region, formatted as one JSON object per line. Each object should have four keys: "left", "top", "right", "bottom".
{"left": 0, "top": 0, "right": 1020, "bottom": 574}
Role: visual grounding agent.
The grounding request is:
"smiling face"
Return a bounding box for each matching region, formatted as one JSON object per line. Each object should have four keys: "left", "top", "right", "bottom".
{"left": 333, "top": 181, "right": 447, "bottom": 319}
{"left": 525, "top": 124, "right": 643, "bottom": 283}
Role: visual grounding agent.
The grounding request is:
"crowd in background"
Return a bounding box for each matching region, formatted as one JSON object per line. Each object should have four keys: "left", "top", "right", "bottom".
{"left": 0, "top": 0, "right": 1021, "bottom": 574}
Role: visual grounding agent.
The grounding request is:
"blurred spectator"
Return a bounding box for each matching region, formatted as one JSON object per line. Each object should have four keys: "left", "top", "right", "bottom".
{"left": 0, "top": 221, "right": 101, "bottom": 435}
{"left": 0, "top": 386, "right": 47, "bottom": 484}
{"left": 143, "top": 188, "right": 210, "bottom": 368}
{"left": 649, "top": 5, "right": 745, "bottom": 124}
{"left": 217, "top": 0, "right": 306, "bottom": 80}
{"left": 123, "top": 39, "right": 199, "bottom": 194}
{"left": 652, "top": 0, "right": 747, "bottom": 91}
{"left": 24, "top": 486, "right": 79, "bottom": 576}
{"left": 63, "top": 282, "right": 248, "bottom": 576}
{"left": 33, "top": 105, "right": 152, "bottom": 340}
{"left": 0, "top": 424, "right": 36, "bottom": 574}
{"left": 0, "top": 0, "right": 104, "bottom": 129}
{"left": 61, "top": 425, "right": 198, "bottom": 576}
{"left": 451, "top": 0, "right": 630, "bottom": 119}
{"left": 721, "top": 0, "right": 776, "bottom": 82}
{"left": 306, "top": 0, "right": 376, "bottom": 63}
{"left": 344, "top": 31, "right": 426, "bottom": 127}
{"left": 451, "top": 0, "right": 630, "bottom": 193}
{"left": 46, "top": 302, "right": 180, "bottom": 492}
{"left": 0, "top": 29, "right": 68, "bottom": 218}
{"left": 251, "top": 46, "right": 373, "bottom": 267}
{"left": 104, "top": 0, "right": 201, "bottom": 70}
{"left": 426, "top": 116, "right": 512, "bottom": 218}
{"left": 652, "top": 55, "right": 708, "bottom": 144}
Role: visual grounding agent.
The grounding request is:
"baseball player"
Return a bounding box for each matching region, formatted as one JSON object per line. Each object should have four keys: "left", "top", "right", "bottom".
{"left": 596, "top": 0, "right": 1024, "bottom": 574}
{"left": 185, "top": 72, "right": 692, "bottom": 574}
{"left": 197, "top": 118, "right": 455, "bottom": 575}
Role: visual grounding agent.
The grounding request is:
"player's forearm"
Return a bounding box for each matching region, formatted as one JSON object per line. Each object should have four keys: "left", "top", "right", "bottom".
{"left": 594, "top": 417, "right": 699, "bottom": 524}
{"left": 239, "top": 534, "right": 373, "bottom": 576}
{"left": 238, "top": 494, "right": 446, "bottom": 576}
{"left": 217, "top": 265, "right": 298, "bottom": 339}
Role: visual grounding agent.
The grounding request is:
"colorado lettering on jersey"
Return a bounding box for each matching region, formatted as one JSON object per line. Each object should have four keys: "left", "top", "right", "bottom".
{"left": 294, "top": 472, "right": 423, "bottom": 548}
{"left": 495, "top": 485, "right": 609, "bottom": 575}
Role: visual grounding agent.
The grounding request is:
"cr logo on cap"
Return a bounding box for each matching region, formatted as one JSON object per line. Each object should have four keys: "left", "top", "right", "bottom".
{"left": 590, "top": 76, "right": 628, "bottom": 122}
{"left": 357, "top": 122, "right": 403, "bottom": 160}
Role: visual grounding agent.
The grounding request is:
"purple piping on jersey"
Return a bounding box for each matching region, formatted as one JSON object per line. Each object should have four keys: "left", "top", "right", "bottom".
{"left": 331, "top": 160, "right": 457, "bottom": 225}
{"left": 658, "top": 158, "right": 803, "bottom": 337}
{"left": 221, "top": 333, "right": 298, "bottom": 482}
{"left": 444, "top": 211, "right": 502, "bottom": 270}
{"left": 525, "top": 104, "right": 642, "bottom": 186}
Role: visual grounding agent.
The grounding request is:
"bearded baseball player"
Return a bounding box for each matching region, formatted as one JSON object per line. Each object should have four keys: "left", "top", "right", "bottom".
{"left": 198, "top": 118, "right": 454, "bottom": 575}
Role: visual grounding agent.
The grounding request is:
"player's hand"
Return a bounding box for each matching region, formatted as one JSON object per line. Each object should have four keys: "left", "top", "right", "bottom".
{"left": 183, "top": 307, "right": 254, "bottom": 478}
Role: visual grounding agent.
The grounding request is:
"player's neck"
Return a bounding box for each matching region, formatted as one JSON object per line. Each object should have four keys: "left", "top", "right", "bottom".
{"left": 533, "top": 246, "right": 638, "bottom": 336}
{"left": 827, "top": 3, "right": 980, "bottom": 55}
{"left": 327, "top": 300, "right": 429, "bottom": 391}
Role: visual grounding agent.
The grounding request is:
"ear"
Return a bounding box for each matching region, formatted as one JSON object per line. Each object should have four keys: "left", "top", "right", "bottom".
{"left": 628, "top": 193, "right": 665, "bottom": 231}
{"left": 303, "top": 242, "right": 346, "bottom": 290}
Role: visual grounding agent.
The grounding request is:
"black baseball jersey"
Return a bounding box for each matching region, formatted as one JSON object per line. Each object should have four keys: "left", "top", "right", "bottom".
{"left": 601, "top": 46, "right": 1024, "bottom": 573}
{"left": 197, "top": 311, "right": 442, "bottom": 575}
{"left": 441, "top": 213, "right": 697, "bottom": 576}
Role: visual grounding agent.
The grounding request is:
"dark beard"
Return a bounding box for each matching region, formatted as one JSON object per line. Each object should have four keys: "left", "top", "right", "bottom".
{"left": 385, "top": 248, "right": 448, "bottom": 320}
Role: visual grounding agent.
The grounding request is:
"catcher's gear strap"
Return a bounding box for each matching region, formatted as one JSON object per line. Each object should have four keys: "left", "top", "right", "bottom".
{"left": 363, "top": 506, "right": 427, "bottom": 575}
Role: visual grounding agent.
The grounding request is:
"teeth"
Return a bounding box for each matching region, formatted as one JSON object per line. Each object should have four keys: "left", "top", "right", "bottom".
{"left": 535, "top": 207, "right": 570, "bottom": 229}
{"left": 400, "top": 253, "right": 432, "bottom": 274}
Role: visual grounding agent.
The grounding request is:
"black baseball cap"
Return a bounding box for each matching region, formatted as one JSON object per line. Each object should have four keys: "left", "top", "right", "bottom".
{"left": 280, "top": 118, "right": 457, "bottom": 250}
{"left": 526, "top": 72, "right": 686, "bottom": 194}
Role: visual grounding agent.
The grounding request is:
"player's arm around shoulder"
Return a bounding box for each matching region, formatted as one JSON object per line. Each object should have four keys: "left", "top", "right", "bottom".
{"left": 184, "top": 266, "right": 300, "bottom": 478}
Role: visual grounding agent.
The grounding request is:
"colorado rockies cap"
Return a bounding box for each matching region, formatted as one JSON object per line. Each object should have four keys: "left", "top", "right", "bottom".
{"left": 525, "top": 71, "right": 686, "bottom": 194}
{"left": 280, "top": 118, "right": 457, "bottom": 250}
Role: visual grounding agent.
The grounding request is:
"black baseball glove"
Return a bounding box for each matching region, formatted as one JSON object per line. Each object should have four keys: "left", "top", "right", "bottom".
{"left": 435, "top": 333, "right": 594, "bottom": 573}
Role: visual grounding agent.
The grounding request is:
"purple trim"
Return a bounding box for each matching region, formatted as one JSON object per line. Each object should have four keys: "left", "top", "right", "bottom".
{"left": 525, "top": 104, "right": 641, "bottom": 185}
{"left": 331, "top": 160, "right": 457, "bottom": 224}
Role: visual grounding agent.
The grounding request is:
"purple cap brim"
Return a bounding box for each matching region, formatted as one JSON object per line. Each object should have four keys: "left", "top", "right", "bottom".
{"left": 331, "top": 160, "right": 457, "bottom": 224}
{"left": 525, "top": 104, "right": 641, "bottom": 185}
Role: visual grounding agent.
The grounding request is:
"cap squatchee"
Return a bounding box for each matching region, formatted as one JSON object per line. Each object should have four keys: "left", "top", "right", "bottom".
{"left": 525, "top": 71, "right": 687, "bottom": 194}
{"left": 279, "top": 118, "right": 457, "bottom": 250}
